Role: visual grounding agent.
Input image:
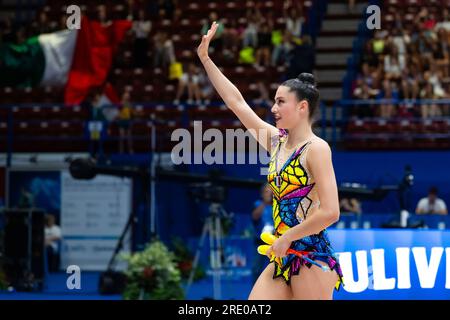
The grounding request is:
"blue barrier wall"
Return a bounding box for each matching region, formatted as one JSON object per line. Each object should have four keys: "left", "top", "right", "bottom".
{"left": 156, "top": 151, "right": 450, "bottom": 243}
{"left": 187, "top": 229, "right": 450, "bottom": 300}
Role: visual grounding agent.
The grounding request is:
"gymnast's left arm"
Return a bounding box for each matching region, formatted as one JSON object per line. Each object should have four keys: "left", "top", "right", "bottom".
{"left": 279, "top": 141, "right": 340, "bottom": 246}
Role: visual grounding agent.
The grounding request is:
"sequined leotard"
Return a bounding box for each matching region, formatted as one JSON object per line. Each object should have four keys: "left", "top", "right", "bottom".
{"left": 266, "top": 129, "right": 344, "bottom": 290}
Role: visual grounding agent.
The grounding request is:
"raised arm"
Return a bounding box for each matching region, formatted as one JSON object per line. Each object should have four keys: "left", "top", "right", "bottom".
{"left": 197, "top": 21, "right": 278, "bottom": 152}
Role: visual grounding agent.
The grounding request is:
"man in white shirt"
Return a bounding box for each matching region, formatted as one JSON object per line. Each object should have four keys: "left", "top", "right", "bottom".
{"left": 415, "top": 187, "right": 448, "bottom": 215}
{"left": 45, "top": 214, "right": 62, "bottom": 272}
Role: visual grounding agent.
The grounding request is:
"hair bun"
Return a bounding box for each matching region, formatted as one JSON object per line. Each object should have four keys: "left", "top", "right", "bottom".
{"left": 297, "top": 73, "right": 315, "bottom": 86}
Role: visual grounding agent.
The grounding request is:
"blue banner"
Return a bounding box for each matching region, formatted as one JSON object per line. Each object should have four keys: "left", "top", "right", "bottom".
{"left": 191, "top": 229, "right": 450, "bottom": 299}
{"left": 330, "top": 229, "right": 450, "bottom": 300}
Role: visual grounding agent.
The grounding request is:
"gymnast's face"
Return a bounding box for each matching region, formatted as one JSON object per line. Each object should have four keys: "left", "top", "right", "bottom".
{"left": 271, "top": 86, "right": 308, "bottom": 129}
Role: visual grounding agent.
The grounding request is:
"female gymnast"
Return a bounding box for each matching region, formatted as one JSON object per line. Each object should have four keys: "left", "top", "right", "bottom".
{"left": 197, "top": 21, "right": 343, "bottom": 300}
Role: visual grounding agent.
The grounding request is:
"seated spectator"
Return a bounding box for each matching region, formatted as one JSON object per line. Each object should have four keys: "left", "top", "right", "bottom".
{"left": 434, "top": 29, "right": 449, "bottom": 78}
{"left": 174, "top": 63, "right": 202, "bottom": 105}
{"left": 255, "top": 24, "right": 272, "bottom": 67}
{"left": 420, "top": 82, "right": 441, "bottom": 119}
{"left": 152, "top": 31, "right": 175, "bottom": 69}
{"left": 242, "top": 13, "right": 259, "bottom": 48}
{"left": 271, "top": 31, "right": 294, "bottom": 66}
{"left": 158, "top": 0, "right": 177, "bottom": 20}
{"left": 339, "top": 197, "right": 361, "bottom": 214}
{"left": 285, "top": 35, "right": 315, "bottom": 79}
{"left": 415, "top": 187, "right": 448, "bottom": 215}
{"left": 361, "top": 40, "right": 379, "bottom": 68}
{"left": 401, "top": 66, "right": 420, "bottom": 100}
{"left": 132, "top": 9, "right": 152, "bottom": 68}
{"left": 45, "top": 214, "right": 62, "bottom": 272}
{"left": 379, "top": 79, "right": 399, "bottom": 118}
{"left": 201, "top": 12, "right": 224, "bottom": 52}
{"left": 222, "top": 18, "right": 244, "bottom": 59}
{"left": 196, "top": 70, "right": 214, "bottom": 105}
{"left": 384, "top": 47, "right": 404, "bottom": 81}
{"left": 283, "top": 0, "right": 304, "bottom": 40}
{"left": 97, "top": 5, "right": 112, "bottom": 27}
{"left": 253, "top": 80, "right": 271, "bottom": 108}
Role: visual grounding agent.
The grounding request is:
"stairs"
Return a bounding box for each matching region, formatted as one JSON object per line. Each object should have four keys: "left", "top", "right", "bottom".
{"left": 315, "top": 0, "right": 368, "bottom": 105}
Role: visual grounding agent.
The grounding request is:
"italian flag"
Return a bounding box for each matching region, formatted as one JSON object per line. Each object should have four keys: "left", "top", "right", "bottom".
{"left": 0, "top": 16, "right": 131, "bottom": 104}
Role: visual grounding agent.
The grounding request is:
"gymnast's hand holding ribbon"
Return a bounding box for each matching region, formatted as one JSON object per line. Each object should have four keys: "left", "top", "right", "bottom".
{"left": 263, "top": 233, "right": 291, "bottom": 259}
{"left": 257, "top": 232, "right": 331, "bottom": 271}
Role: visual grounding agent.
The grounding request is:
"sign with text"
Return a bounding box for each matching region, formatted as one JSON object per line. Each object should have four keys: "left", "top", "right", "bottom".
{"left": 61, "top": 171, "right": 132, "bottom": 271}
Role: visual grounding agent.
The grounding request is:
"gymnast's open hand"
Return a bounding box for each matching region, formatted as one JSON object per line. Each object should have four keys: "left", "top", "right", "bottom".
{"left": 197, "top": 21, "right": 219, "bottom": 63}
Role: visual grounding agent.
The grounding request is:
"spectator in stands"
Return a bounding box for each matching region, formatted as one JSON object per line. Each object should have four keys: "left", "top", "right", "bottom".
{"left": 31, "top": 11, "right": 53, "bottom": 35}
{"left": 379, "top": 79, "right": 398, "bottom": 118}
{"left": 435, "top": 9, "right": 450, "bottom": 31}
{"left": 428, "top": 64, "right": 447, "bottom": 99}
{"left": 283, "top": 1, "right": 304, "bottom": 40}
{"left": 45, "top": 214, "right": 62, "bottom": 272}
{"left": 242, "top": 9, "right": 260, "bottom": 48}
{"left": 420, "top": 82, "right": 441, "bottom": 119}
{"left": 201, "top": 12, "right": 224, "bottom": 52}
{"left": 372, "top": 30, "right": 387, "bottom": 55}
{"left": 339, "top": 197, "right": 361, "bottom": 214}
{"left": 118, "top": 91, "right": 134, "bottom": 154}
{"left": 401, "top": 66, "right": 420, "bottom": 101}
{"left": 152, "top": 31, "right": 175, "bottom": 69}
{"left": 255, "top": 24, "right": 272, "bottom": 67}
{"left": 196, "top": 70, "right": 214, "bottom": 105}
{"left": 97, "top": 5, "right": 112, "bottom": 27}
{"left": 285, "top": 35, "right": 315, "bottom": 79}
{"left": 391, "top": 28, "right": 409, "bottom": 62}
{"left": 86, "top": 92, "right": 107, "bottom": 159}
{"left": 272, "top": 31, "right": 294, "bottom": 66}
{"left": 434, "top": 29, "right": 449, "bottom": 78}
{"left": 158, "top": 0, "right": 177, "bottom": 20}
{"left": 352, "top": 79, "right": 378, "bottom": 118}
{"left": 254, "top": 80, "right": 271, "bottom": 108}
{"left": 132, "top": 9, "right": 152, "bottom": 68}
{"left": 251, "top": 184, "right": 273, "bottom": 284}
{"left": 174, "top": 63, "right": 202, "bottom": 105}
{"left": 222, "top": 18, "right": 244, "bottom": 60}
{"left": 384, "top": 46, "right": 404, "bottom": 81}
{"left": 361, "top": 40, "right": 379, "bottom": 68}
{"left": 415, "top": 186, "right": 448, "bottom": 215}
{"left": 359, "top": 62, "right": 377, "bottom": 88}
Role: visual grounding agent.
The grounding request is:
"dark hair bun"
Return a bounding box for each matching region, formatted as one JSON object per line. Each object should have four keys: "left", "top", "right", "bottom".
{"left": 297, "top": 73, "right": 315, "bottom": 86}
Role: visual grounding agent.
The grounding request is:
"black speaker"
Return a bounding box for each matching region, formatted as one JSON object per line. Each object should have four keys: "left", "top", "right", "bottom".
{"left": 3, "top": 209, "right": 45, "bottom": 291}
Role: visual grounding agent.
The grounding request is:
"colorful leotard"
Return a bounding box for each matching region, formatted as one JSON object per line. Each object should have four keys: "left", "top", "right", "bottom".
{"left": 266, "top": 129, "right": 344, "bottom": 290}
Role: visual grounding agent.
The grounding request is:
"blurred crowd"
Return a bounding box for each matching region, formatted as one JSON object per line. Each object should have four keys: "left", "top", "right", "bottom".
{"left": 352, "top": 7, "right": 450, "bottom": 119}
{"left": 0, "top": 0, "right": 312, "bottom": 105}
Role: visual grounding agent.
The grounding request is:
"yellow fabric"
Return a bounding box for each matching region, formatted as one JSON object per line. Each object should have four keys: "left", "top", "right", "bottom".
{"left": 169, "top": 61, "right": 183, "bottom": 80}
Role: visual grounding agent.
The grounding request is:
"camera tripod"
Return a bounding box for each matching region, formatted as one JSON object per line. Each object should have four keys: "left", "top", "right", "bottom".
{"left": 186, "top": 202, "right": 227, "bottom": 300}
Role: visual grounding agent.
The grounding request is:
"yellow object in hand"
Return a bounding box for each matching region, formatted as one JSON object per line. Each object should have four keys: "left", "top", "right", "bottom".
{"left": 260, "top": 232, "right": 277, "bottom": 245}
{"left": 257, "top": 244, "right": 271, "bottom": 256}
